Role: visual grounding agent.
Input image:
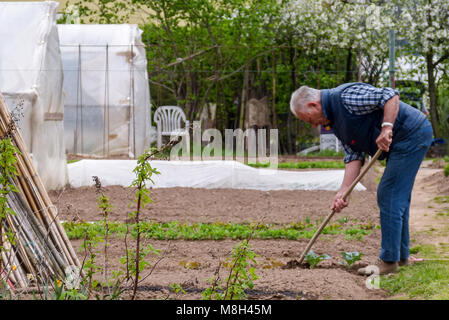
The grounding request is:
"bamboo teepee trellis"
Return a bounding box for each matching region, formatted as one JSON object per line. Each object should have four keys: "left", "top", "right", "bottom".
{"left": 0, "top": 94, "right": 81, "bottom": 291}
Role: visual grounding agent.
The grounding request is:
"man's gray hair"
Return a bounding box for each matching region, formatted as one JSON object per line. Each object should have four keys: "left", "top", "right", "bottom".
{"left": 290, "top": 86, "right": 321, "bottom": 115}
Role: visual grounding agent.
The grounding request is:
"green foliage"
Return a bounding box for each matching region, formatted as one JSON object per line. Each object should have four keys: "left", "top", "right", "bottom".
{"left": 248, "top": 161, "right": 345, "bottom": 169}
{"left": 63, "top": 220, "right": 375, "bottom": 242}
{"left": 0, "top": 281, "right": 12, "bottom": 300}
{"left": 121, "top": 244, "right": 160, "bottom": 278}
{"left": 52, "top": 278, "right": 88, "bottom": 300}
{"left": 343, "top": 227, "right": 372, "bottom": 241}
{"left": 202, "top": 240, "right": 258, "bottom": 300}
{"left": 305, "top": 250, "right": 331, "bottom": 269}
{"left": 0, "top": 137, "right": 20, "bottom": 257}
{"left": 340, "top": 251, "right": 363, "bottom": 267}
{"left": 58, "top": 0, "right": 136, "bottom": 24}
{"left": 97, "top": 194, "right": 113, "bottom": 214}
{"left": 409, "top": 246, "right": 421, "bottom": 255}
{"left": 305, "top": 149, "right": 345, "bottom": 157}
{"left": 127, "top": 148, "right": 161, "bottom": 299}
{"left": 0, "top": 138, "right": 19, "bottom": 215}
{"left": 380, "top": 261, "right": 449, "bottom": 300}
{"left": 55, "top": 0, "right": 449, "bottom": 150}
{"left": 169, "top": 283, "right": 186, "bottom": 295}
{"left": 444, "top": 163, "right": 449, "bottom": 177}
{"left": 433, "top": 196, "right": 449, "bottom": 204}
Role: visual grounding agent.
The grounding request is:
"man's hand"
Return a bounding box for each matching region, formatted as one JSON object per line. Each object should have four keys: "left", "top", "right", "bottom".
{"left": 331, "top": 189, "right": 349, "bottom": 212}
{"left": 332, "top": 160, "right": 362, "bottom": 212}
{"left": 376, "top": 126, "right": 393, "bottom": 152}
{"left": 377, "top": 94, "right": 398, "bottom": 152}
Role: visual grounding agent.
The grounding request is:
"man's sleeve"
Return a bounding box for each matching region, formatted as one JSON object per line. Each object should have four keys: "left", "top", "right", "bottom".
{"left": 377, "top": 87, "right": 400, "bottom": 109}
{"left": 342, "top": 143, "right": 365, "bottom": 165}
{"left": 341, "top": 84, "right": 400, "bottom": 115}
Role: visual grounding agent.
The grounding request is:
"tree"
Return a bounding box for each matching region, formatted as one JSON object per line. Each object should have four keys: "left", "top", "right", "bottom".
{"left": 59, "top": 0, "right": 137, "bottom": 24}
{"left": 396, "top": 0, "right": 449, "bottom": 138}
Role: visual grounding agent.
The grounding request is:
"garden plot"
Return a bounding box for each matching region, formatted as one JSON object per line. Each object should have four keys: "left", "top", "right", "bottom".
{"left": 68, "top": 159, "right": 366, "bottom": 191}
{"left": 50, "top": 175, "right": 387, "bottom": 300}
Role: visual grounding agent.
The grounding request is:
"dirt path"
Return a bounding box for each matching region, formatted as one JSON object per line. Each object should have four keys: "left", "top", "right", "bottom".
{"left": 408, "top": 161, "right": 449, "bottom": 248}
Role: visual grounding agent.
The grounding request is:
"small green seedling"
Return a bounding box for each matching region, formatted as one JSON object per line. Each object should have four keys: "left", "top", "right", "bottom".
{"left": 169, "top": 283, "right": 186, "bottom": 295}
{"left": 305, "top": 250, "right": 331, "bottom": 268}
{"left": 340, "top": 251, "right": 363, "bottom": 267}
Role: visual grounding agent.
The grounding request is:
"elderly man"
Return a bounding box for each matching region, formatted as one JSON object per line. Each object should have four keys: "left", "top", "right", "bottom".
{"left": 290, "top": 82, "right": 433, "bottom": 275}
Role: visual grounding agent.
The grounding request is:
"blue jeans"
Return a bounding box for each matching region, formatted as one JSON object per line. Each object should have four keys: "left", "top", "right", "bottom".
{"left": 377, "top": 120, "right": 433, "bottom": 262}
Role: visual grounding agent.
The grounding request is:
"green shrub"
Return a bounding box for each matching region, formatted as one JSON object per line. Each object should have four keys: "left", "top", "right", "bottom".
{"left": 444, "top": 163, "right": 449, "bottom": 177}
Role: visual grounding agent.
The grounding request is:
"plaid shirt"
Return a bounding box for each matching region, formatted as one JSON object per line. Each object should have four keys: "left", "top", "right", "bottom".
{"left": 339, "top": 83, "right": 399, "bottom": 163}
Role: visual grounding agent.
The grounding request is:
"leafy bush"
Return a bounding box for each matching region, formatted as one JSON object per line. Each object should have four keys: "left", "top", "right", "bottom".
{"left": 444, "top": 163, "right": 449, "bottom": 177}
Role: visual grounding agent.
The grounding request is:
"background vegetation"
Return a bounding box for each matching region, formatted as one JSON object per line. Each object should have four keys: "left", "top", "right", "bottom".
{"left": 59, "top": 0, "right": 449, "bottom": 154}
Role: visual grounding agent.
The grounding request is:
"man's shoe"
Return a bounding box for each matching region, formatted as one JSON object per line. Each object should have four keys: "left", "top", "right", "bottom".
{"left": 398, "top": 259, "right": 409, "bottom": 267}
{"left": 357, "top": 258, "right": 398, "bottom": 276}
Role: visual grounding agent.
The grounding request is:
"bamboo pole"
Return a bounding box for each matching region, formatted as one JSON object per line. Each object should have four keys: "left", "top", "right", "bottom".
{"left": 1, "top": 249, "right": 21, "bottom": 287}
{"left": 4, "top": 213, "right": 36, "bottom": 277}
{"left": 9, "top": 163, "right": 68, "bottom": 274}
{"left": 7, "top": 138, "right": 71, "bottom": 267}
{"left": 8, "top": 193, "right": 63, "bottom": 278}
{"left": 1, "top": 235, "right": 27, "bottom": 288}
{"left": 11, "top": 127, "right": 78, "bottom": 267}
{"left": 0, "top": 98, "right": 79, "bottom": 268}
{"left": 1, "top": 252, "right": 18, "bottom": 286}
{"left": 17, "top": 200, "right": 66, "bottom": 276}
{"left": 0, "top": 94, "right": 82, "bottom": 288}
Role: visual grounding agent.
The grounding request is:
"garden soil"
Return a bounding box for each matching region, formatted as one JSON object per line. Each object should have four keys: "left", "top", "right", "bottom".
{"left": 47, "top": 162, "right": 444, "bottom": 300}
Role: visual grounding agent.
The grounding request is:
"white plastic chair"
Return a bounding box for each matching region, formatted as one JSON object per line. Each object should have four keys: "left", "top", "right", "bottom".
{"left": 154, "top": 106, "right": 190, "bottom": 151}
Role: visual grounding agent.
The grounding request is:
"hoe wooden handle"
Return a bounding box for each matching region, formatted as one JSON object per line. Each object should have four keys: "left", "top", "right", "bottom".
{"left": 297, "top": 147, "right": 384, "bottom": 265}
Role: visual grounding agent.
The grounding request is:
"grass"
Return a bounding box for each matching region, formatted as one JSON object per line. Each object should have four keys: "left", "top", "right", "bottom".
{"left": 380, "top": 261, "right": 449, "bottom": 299}
{"left": 248, "top": 161, "right": 345, "bottom": 169}
{"left": 303, "top": 150, "right": 344, "bottom": 157}
{"left": 62, "top": 219, "right": 372, "bottom": 241}
{"left": 436, "top": 209, "right": 449, "bottom": 217}
{"left": 409, "top": 244, "right": 443, "bottom": 256}
{"left": 433, "top": 196, "right": 449, "bottom": 204}
{"left": 381, "top": 243, "right": 449, "bottom": 299}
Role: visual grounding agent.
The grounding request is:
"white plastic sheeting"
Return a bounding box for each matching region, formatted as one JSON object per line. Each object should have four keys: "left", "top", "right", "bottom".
{"left": 68, "top": 160, "right": 366, "bottom": 191}
{"left": 0, "top": 1, "right": 68, "bottom": 190}
{"left": 58, "top": 24, "right": 152, "bottom": 158}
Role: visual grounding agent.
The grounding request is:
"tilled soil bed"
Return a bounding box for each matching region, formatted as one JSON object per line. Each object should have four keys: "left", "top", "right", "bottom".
{"left": 49, "top": 184, "right": 388, "bottom": 300}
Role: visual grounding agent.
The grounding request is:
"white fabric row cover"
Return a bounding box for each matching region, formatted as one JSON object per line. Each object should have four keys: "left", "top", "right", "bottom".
{"left": 58, "top": 24, "right": 152, "bottom": 158}
{"left": 0, "top": 1, "right": 68, "bottom": 190}
{"left": 68, "top": 160, "right": 366, "bottom": 191}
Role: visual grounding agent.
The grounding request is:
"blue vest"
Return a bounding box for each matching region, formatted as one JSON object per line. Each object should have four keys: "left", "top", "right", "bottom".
{"left": 321, "top": 83, "right": 427, "bottom": 160}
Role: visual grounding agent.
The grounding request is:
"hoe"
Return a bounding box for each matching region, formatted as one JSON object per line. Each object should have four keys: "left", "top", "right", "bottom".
{"left": 297, "top": 146, "right": 384, "bottom": 265}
